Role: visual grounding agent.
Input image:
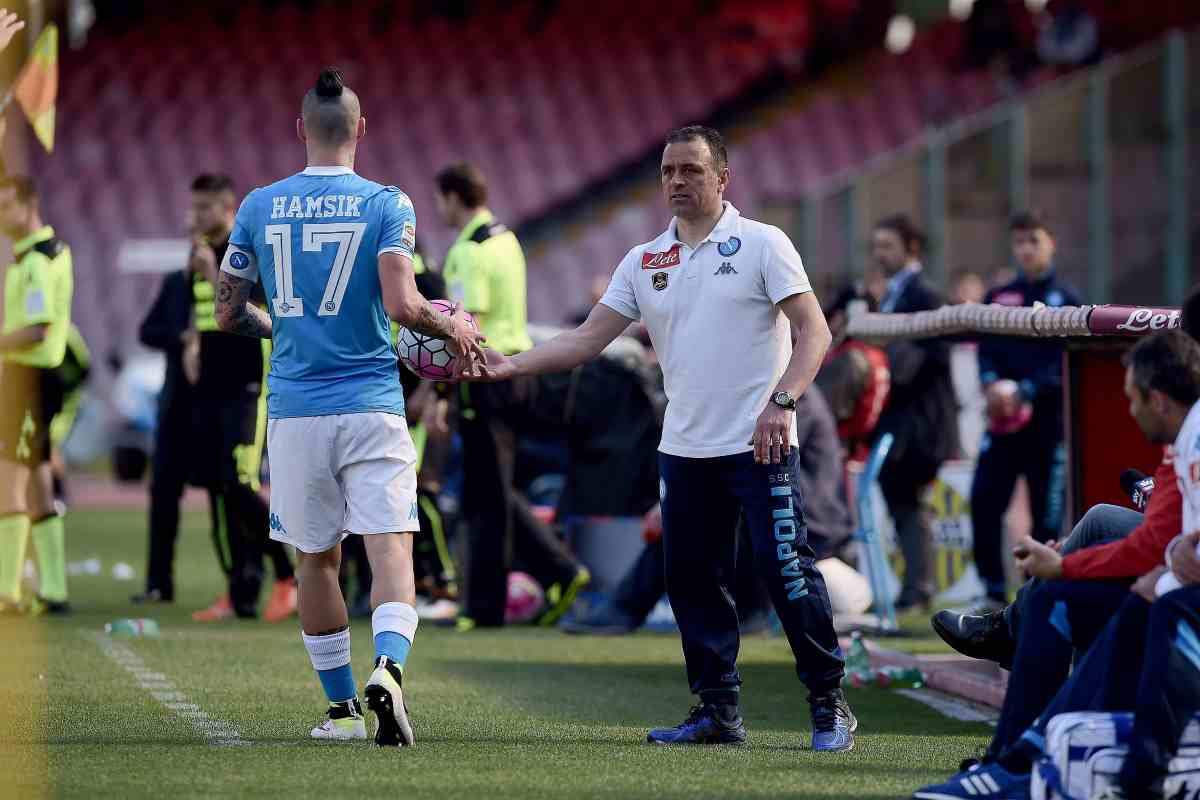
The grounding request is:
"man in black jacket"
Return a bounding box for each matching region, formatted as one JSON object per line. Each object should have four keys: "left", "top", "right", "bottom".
{"left": 871, "top": 215, "right": 959, "bottom": 611}
{"left": 134, "top": 254, "right": 216, "bottom": 604}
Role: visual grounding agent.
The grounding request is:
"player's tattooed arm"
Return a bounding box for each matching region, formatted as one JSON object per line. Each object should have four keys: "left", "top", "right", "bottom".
{"left": 215, "top": 272, "right": 272, "bottom": 339}
{"left": 408, "top": 301, "right": 456, "bottom": 339}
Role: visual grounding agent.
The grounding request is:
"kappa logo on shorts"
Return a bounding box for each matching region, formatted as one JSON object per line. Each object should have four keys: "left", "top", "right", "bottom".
{"left": 269, "top": 513, "right": 287, "bottom": 535}
{"left": 409, "top": 502, "right": 419, "bottom": 521}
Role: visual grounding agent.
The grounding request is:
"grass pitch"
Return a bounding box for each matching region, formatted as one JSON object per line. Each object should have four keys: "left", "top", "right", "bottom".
{"left": 0, "top": 508, "right": 989, "bottom": 799}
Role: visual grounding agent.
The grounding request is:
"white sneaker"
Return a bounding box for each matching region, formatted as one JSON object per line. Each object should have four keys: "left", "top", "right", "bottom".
{"left": 364, "top": 655, "right": 414, "bottom": 747}
{"left": 310, "top": 698, "right": 367, "bottom": 740}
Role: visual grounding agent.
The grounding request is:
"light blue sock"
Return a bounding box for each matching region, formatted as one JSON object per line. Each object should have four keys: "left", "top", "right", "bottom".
{"left": 316, "top": 664, "right": 356, "bottom": 703}
{"left": 374, "top": 631, "right": 412, "bottom": 667}
{"left": 372, "top": 602, "right": 419, "bottom": 669}
{"left": 302, "top": 628, "right": 356, "bottom": 703}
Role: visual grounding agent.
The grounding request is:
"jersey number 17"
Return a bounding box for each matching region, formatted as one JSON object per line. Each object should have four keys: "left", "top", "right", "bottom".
{"left": 263, "top": 222, "right": 367, "bottom": 318}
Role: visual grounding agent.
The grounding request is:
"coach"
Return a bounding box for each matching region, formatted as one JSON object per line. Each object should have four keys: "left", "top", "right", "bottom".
{"left": 470, "top": 126, "right": 854, "bottom": 751}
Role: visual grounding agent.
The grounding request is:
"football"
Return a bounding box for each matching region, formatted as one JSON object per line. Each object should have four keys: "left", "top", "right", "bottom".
{"left": 397, "top": 299, "right": 477, "bottom": 382}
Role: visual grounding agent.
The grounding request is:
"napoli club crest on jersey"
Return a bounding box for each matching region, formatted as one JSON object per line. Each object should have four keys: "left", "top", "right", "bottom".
{"left": 717, "top": 237, "right": 741, "bottom": 257}
{"left": 652, "top": 271, "right": 669, "bottom": 291}
{"left": 230, "top": 251, "right": 249, "bottom": 270}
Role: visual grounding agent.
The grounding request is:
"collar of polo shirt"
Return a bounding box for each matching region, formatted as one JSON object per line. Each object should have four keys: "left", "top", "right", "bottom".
{"left": 665, "top": 202, "right": 742, "bottom": 248}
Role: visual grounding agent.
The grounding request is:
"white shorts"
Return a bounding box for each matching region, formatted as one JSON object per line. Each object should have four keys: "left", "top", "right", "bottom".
{"left": 266, "top": 412, "right": 419, "bottom": 553}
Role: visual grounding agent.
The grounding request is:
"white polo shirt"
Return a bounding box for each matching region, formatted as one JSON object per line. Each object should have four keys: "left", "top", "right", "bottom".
{"left": 599, "top": 203, "right": 813, "bottom": 458}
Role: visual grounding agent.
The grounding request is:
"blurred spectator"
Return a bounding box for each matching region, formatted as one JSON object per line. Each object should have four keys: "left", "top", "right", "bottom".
{"left": 561, "top": 386, "right": 860, "bottom": 634}
{"left": 961, "top": 0, "right": 1036, "bottom": 85}
{"left": 950, "top": 269, "right": 987, "bottom": 305}
{"left": 570, "top": 274, "right": 611, "bottom": 325}
{"left": 870, "top": 214, "right": 959, "bottom": 612}
{"left": 434, "top": 162, "right": 588, "bottom": 629}
{"left": 817, "top": 284, "right": 891, "bottom": 462}
{"left": 1036, "top": 0, "right": 1101, "bottom": 70}
{"left": 969, "top": 211, "right": 1080, "bottom": 610}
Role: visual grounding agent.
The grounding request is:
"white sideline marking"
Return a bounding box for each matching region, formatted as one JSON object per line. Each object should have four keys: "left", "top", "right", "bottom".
{"left": 86, "top": 632, "right": 250, "bottom": 746}
{"left": 896, "top": 688, "right": 999, "bottom": 723}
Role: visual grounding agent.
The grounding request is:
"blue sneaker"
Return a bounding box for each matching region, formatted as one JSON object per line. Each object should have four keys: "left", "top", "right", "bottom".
{"left": 912, "top": 762, "right": 1031, "bottom": 799}
{"left": 646, "top": 703, "right": 747, "bottom": 745}
{"left": 809, "top": 689, "right": 857, "bottom": 752}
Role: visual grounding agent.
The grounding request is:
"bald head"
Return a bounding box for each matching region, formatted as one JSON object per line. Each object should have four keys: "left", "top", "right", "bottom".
{"left": 301, "top": 67, "right": 361, "bottom": 147}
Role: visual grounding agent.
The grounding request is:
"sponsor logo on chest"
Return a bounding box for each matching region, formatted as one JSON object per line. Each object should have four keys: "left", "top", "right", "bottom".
{"left": 642, "top": 244, "right": 682, "bottom": 270}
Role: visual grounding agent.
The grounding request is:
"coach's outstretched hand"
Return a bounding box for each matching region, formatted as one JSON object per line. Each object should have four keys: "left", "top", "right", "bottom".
{"left": 445, "top": 303, "right": 488, "bottom": 377}
{"left": 462, "top": 349, "right": 517, "bottom": 382}
{"left": 0, "top": 10, "right": 24, "bottom": 54}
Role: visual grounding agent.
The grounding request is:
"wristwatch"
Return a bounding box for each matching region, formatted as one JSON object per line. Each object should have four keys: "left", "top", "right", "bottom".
{"left": 771, "top": 390, "right": 796, "bottom": 410}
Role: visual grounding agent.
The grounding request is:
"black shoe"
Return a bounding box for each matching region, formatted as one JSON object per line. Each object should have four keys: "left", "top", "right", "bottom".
{"left": 931, "top": 608, "right": 1015, "bottom": 669}
{"left": 131, "top": 589, "right": 172, "bottom": 605}
{"left": 37, "top": 596, "right": 71, "bottom": 615}
{"left": 646, "top": 703, "right": 748, "bottom": 745}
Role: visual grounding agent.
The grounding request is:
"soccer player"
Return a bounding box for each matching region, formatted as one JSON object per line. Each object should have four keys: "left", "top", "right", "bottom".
{"left": 0, "top": 176, "right": 73, "bottom": 614}
{"left": 214, "top": 68, "right": 484, "bottom": 745}
{"left": 469, "top": 126, "right": 856, "bottom": 750}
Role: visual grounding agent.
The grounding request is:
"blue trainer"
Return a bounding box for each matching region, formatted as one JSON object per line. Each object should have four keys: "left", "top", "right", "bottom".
{"left": 912, "top": 762, "right": 1031, "bottom": 799}
{"left": 809, "top": 689, "right": 857, "bottom": 752}
{"left": 646, "top": 703, "right": 747, "bottom": 745}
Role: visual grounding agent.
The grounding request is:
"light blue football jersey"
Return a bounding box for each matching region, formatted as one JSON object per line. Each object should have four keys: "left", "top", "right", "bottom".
{"left": 220, "top": 166, "right": 416, "bottom": 419}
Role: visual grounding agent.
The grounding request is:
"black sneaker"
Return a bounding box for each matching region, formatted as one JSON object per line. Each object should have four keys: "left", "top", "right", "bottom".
{"left": 646, "top": 703, "right": 747, "bottom": 745}
{"left": 931, "top": 608, "right": 1015, "bottom": 669}
{"left": 809, "top": 689, "right": 857, "bottom": 752}
{"left": 131, "top": 589, "right": 172, "bottom": 605}
{"left": 37, "top": 596, "right": 71, "bottom": 615}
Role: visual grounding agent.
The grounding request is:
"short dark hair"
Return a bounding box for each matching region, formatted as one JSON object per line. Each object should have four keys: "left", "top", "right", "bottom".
{"left": 0, "top": 175, "right": 38, "bottom": 205}
{"left": 301, "top": 66, "right": 361, "bottom": 146}
{"left": 874, "top": 214, "right": 927, "bottom": 256}
{"left": 664, "top": 125, "right": 728, "bottom": 171}
{"left": 1010, "top": 210, "right": 1051, "bottom": 235}
{"left": 435, "top": 163, "right": 488, "bottom": 209}
{"left": 190, "top": 174, "right": 235, "bottom": 194}
{"left": 1123, "top": 329, "right": 1200, "bottom": 408}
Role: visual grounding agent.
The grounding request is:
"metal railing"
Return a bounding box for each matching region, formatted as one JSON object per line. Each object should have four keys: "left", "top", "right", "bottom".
{"left": 793, "top": 29, "right": 1195, "bottom": 307}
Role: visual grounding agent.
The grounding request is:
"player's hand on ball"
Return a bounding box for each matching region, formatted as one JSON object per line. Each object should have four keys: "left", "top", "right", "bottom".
{"left": 1013, "top": 535, "right": 1062, "bottom": 579}
{"left": 750, "top": 404, "right": 792, "bottom": 465}
{"left": 444, "top": 303, "right": 488, "bottom": 376}
{"left": 0, "top": 10, "right": 25, "bottom": 54}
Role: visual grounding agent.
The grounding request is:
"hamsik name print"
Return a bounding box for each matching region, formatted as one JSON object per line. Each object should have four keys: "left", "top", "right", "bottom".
{"left": 271, "top": 195, "right": 364, "bottom": 219}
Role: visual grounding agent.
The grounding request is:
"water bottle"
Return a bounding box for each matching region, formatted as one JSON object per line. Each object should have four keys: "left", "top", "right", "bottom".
{"left": 844, "top": 631, "right": 872, "bottom": 686}
{"left": 104, "top": 618, "right": 160, "bottom": 637}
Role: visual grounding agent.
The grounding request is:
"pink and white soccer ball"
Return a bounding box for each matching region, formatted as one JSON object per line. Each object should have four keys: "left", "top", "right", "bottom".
{"left": 504, "top": 571, "right": 545, "bottom": 625}
{"left": 397, "top": 299, "right": 477, "bottom": 382}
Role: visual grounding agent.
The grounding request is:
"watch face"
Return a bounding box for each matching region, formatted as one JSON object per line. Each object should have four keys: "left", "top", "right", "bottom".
{"left": 774, "top": 392, "right": 792, "bottom": 407}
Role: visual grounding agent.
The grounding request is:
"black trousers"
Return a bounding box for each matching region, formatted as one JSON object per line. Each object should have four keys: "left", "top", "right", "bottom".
{"left": 972, "top": 403, "right": 1067, "bottom": 601}
{"left": 988, "top": 577, "right": 1133, "bottom": 759}
{"left": 659, "top": 448, "right": 844, "bottom": 702}
{"left": 878, "top": 449, "right": 941, "bottom": 603}
{"left": 194, "top": 393, "right": 295, "bottom": 614}
{"left": 459, "top": 379, "right": 578, "bottom": 626}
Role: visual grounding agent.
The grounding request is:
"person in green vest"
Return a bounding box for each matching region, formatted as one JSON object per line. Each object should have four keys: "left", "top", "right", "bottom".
{"left": 0, "top": 175, "right": 74, "bottom": 613}
{"left": 433, "top": 163, "right": 588, "bottom": 629}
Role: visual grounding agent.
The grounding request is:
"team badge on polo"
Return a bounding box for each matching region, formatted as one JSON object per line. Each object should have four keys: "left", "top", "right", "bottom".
{"left": 652, "top": 271, "right": 669, "bottom": 291}
{"left": 718, "top": 237, "right": 741, "bottom": 257}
